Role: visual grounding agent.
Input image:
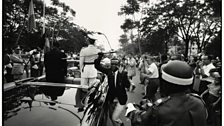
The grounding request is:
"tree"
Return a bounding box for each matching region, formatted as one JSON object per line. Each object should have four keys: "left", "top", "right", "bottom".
{"left": 140, "top": 0, "right": 221, "bottom": 58}
{"left": 204, "top": 31, "right": 221, "bottom": 58}
{"left": 119, "top": 34, "right": 129, "bottom": 47}
{"left": 119, "top": 0, "right": 150, "bottom": 54}
{"left": 3, "top": 0, "right": 90, "bottom": 53}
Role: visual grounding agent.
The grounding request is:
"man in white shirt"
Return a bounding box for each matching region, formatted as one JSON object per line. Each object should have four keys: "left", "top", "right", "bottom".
{"left": 76, "top": 36, "right": 100, "bottom": 112}
{"left": 141, "top": 56, "right": 159, "bottom": 102}
{"left": 200, "top": 55, "right": 216, "bottom": 78}
{"left": 198, "top": 55, "right": 216, "bottom": 94}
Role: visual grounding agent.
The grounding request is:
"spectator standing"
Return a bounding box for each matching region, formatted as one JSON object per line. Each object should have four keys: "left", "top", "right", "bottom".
{"left": 138, "top": 54, "right": 148, "bottom": 85}
{"left": 201, "top": 71, "right": 221, "bottom": 125}
{"left": 127, "top": 54, "right": 137, "bottom": 92}
{"left": 200, "top": 55, "right": 216, "bottom": 78}
{"left": 141, "top": 56, "right": 159, "bottom": 102}
{"left": 4, "top": 48, "right": 13, "bottom": 83}
{"left": 198, "top": 55, "right": 216, "bottom": 94}
{"left": 10, "top": 46, "right": 24, "bottom": 81}
{"left": 30, "top": 50, "right": 41, "bottom": 77}
{"left": 44, "top": 42, "right": 67, "bottom": 83}
{"left": 39, "top": 50, "right": 45, "bottom": 76}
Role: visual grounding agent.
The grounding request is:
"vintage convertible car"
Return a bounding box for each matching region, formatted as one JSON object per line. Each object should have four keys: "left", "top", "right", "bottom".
{"left": 4, "top": 70, "right": 108, "bottom": 126}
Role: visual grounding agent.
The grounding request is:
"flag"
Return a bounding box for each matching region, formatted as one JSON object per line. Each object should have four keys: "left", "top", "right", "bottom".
{"left": 42, "top": 0, "right": 46, "bottom": 35}
{"left": 28, "top": 0, "right": 36, "bottom": 32}
{"left": 40, "top": 33, "right": 50, "bottom": 53}
{"left": 44, "top": 37, "right": 50, "bottom": 53}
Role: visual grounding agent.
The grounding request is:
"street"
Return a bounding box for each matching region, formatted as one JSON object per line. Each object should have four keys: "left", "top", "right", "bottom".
{"left": 121, "top": 69, "right": 143, "bottom": 126}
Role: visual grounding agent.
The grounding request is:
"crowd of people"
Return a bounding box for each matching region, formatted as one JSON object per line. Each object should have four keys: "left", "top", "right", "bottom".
{"left": 3, "top": 38, "right": 221, "bottom": 126}
{"left": 76, "top": 35, "right": 221, "bottom": 126}
{"left": 3, "top": 46, "right": 45, "bottom": 83}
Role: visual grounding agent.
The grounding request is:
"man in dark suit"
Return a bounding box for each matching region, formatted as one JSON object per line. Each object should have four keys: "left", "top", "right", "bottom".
{"left": 94, "top": 52, "right": 131, "bottom": 126}
{"left": 44, "top": 42, "right": 67, "bottom": 83}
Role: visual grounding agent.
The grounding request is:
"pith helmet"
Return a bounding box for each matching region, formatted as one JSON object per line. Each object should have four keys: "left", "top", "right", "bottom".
{"left": 161, "top": 60, "right": 194, "bottom": 85}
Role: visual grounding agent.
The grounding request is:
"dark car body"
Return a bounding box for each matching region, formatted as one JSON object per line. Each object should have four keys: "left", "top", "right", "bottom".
{"left": 4, "top": 80, "right": 84, "bottom": 126}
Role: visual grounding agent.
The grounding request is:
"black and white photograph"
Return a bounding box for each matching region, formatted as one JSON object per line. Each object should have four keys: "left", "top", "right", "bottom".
{"left": 2, "top": 0, "right": 222, "bottom": 126}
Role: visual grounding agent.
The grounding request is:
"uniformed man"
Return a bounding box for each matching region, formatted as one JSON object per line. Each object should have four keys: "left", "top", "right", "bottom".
{"left": 75, "top": 35, "right": 100, "bottom": 112}
{"left": 126, "top": 60, "right": 208, "bottom": 126}
{"left": 79, "top": 35, "right": 100, "bottom": 87}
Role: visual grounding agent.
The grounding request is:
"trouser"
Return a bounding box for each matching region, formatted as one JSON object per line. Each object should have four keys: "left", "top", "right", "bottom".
{"left": 140, "top": 72, "right": 147, "bottom": 84}
{"left": 110, "top": 101, "right": 125, "bottom": 126}
{"left": 112, "top": 102, "right": 125, "bottom": 121}
{"left": 128, "top": 76, "right": 136, "bottom": 91}
{"left": 145, "top": 78, "right": 159, "bottom": 102}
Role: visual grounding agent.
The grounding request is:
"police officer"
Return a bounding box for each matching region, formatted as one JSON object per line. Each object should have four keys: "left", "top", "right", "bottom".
{"left": 126, "top": 60, "right": 207, "bottom": 126}
{"left": 76, "top": 35, "right": 100, "bottom": 112}
{"left": 79, "top": 35, "right": 100, "bottom": 87}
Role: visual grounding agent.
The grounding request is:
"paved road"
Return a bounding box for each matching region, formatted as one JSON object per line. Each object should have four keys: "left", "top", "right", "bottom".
{"left": 120, "top": 69, "right": 144, "bottom": 126}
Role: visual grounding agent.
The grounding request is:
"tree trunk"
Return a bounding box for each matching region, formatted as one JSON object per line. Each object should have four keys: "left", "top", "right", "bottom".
{"left": 184, "top": 39, "right": 189, "bottom": 60}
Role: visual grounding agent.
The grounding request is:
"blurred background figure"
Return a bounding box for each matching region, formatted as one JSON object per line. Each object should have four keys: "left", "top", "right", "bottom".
{"left": 201, "top": 70, "right": 221, "bottom": 125}
{"left": 126, "top": 53, "right": 137, "bottom": 92}
{"left": 4, "top": 48, "right": 13, "bottom": 83}
{"left": 30, "top": 49, "right": 41, "bottom": 77}
{"left": 44, "top": 42, "right": 67, "bottom": 83}
{"left": 10, "top": 46, "right": 25, "bottom": 81}
{"left": 141, "top": 56, "right": 159, "bottom": 102}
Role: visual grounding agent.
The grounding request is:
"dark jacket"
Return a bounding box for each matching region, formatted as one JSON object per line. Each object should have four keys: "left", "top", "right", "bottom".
{"left": 94, "top": 56, "right": 130, "bottom": 105}
{"left": 44, "top": 48, "right": 67, "bottom": 83}
{"left": 129, "top": 93, "right": 207, "bottom": 126}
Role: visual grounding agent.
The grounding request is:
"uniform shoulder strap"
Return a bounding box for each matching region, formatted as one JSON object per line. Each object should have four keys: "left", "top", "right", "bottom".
{"left": 188, "top": 93, "right": 206, "bottom": 105}
{"left": 154, "top": 96, "right": 171, "bottom": 107}
{"left": 188, "top": 93, "right": 208, "bottom": 119}
{"left": 188, "top": 93, "right": 201, "bottom": 98}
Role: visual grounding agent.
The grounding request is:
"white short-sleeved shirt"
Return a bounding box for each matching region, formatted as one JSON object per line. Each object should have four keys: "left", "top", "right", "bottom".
{"left": 147, "top": 63, "right": 159, "bottom": 78}
{"left": 79, "top": 45, "right": 100, "bottom": 78}
{"left": 202, "top": 63, "right": 215, "bottom": 77}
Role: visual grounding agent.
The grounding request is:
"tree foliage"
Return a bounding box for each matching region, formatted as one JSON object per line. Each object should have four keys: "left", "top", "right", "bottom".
{"left": 119, "top": 0, "right": 221, "bottom": 57}
{"left": 204, "top": 31, "right": 221, "bottom": 58}
{"left": 3, "top": 0, "right": 88, "bottom": 53}
{"left": 119, "top": 34, "right": 129, "bottom": 46}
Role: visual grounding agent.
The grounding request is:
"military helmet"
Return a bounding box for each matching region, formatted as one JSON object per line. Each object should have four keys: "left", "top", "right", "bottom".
{"left": 161, "top": 60, "right": 194, "bottom": 85}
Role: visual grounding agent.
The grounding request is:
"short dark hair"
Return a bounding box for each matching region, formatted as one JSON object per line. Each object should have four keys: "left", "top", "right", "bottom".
{"left": 161, "top": 54, "right": 168, "bottom": 62}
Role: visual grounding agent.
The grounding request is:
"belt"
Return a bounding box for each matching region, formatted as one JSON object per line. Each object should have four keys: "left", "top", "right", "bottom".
{"left": 82, "top": 62, "right": 95, "bottom": 72}
{"left": 84, "top": 62, "right": 94, "bottom": 65}
{"left": 14, "top": 63, "right": 23, "bottom": 65}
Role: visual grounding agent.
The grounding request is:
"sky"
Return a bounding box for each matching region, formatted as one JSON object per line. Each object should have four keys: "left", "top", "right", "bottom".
{"left": 46, "top": 0, "right": 127, "bottom": 51}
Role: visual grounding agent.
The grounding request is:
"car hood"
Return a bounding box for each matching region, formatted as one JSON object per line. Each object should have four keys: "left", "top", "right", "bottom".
{"left": 4, "top": 85, "right": 83, "bottom": 126}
